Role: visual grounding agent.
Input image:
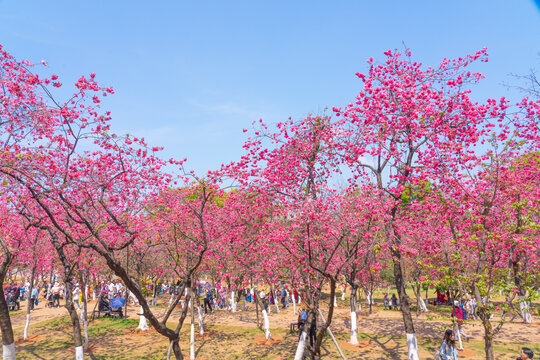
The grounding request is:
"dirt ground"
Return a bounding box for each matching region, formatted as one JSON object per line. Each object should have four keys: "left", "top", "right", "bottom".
{"left": 7, "top": 296, "right": 540, "bottom": 359}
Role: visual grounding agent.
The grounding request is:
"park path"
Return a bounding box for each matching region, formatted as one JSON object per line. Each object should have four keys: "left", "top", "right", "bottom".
{"left": 10, "top": 298, "right": 540, "bottom": 345}
{"left": 204, "top": 303, "right": 540, "bottom": 344}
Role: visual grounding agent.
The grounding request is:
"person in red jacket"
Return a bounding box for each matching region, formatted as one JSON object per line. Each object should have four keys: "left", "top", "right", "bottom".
{"left": 451, "top": 300, "right": 469, "bottom": 350}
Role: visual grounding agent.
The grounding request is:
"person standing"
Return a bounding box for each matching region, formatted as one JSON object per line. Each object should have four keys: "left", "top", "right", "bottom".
{"left": 115, "top": 280, "right": 123, "bottom": 297}
{"left": 51, "top": 282, "right": 61, "bottom": 308}
{"left": 204, "top": 290, "right": 213, "bottom": 314}
{"left": 280, "top": 287, "right": 287, "bottom": 309}
{"left": 108, "top": 281, "right": 115, "bottom": 299}
{"left": 451, "top": 300, "right": 468, "bottom": 350}
{"left": 309, "top": 310, "right": 317, "bottom": 349}
{"left": 297, "top": 306, "right": 308, "bottom": 339}
{"left": 72, "top": 285, "right": 80, "bottom": 309}
{"left": 439, "top": 329, "right": 459, "bottom": 360}
{"left": 465, "top": 296, "right": 476, "bottom": 320}
{"left": 30, "top": 285, "right": 39, "bottom": 311}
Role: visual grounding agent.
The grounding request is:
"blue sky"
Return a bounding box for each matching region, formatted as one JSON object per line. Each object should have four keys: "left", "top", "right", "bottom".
{"left": 1, "top": 1, "right": 539, "bottom": 175}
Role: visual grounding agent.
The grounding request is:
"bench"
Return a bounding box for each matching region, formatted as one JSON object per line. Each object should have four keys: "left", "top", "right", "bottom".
{"left": 91, "top": 308, "right": 122, "bottom": 320}
{"left": 290, "top": 322, "right": 298, "bottom": 333}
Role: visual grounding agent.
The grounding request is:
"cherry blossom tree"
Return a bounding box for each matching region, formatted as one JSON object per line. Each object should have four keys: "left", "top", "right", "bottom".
{"left": 334, "top": 48, "right": 493, "bottom": 360}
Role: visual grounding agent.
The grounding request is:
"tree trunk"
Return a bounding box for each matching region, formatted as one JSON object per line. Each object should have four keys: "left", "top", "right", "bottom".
{"left": 262, "top": 309, "right": 271, "bottom": 340}
{"left": 167, "top": 339, "right": 183, "bottom": 360}
{"left": 197, "top": 306, "right": 204, "bottom": 335}
{"left": 367, "top": 287, "right": 374, "bottom": 315}
{"left": 255, "top": 292, "right": 260, "bottom": 329}
{"left": 230, "top": 291, "right": 236, "bottom": 312}
{"left": 80, "top": 272, "right": 89, "bottom": 350}
{"left": 190, "top": 291, "right": 195, "bottom": 360}
{"left": 49, "top": 235, "right": 84, "bottom": 360}
{"left": 294, "top": 329, "right": 308, "bottom": 360}
{"left": 393, "top": 255, "right": 418, "bottom": 360}
{"left": 152, "top": 281, "right": 158, "bottom": 306}
{"left": 24, "top": 264, "right": 36, "bottom": 341}
{"left": 137, "top": 305, "right": 149, "bottom": 331}
{"left": 254, "top": 287, "right": 271, "bottom": 340}
{"left": 64, "top": 281, "right": 84, "bottom": 360}
{"left": 0, "top": 255, "right": 16, "bottom": 360}
{"left": 483, "top": 330, "right": 494, "bottom": 360}
{"left": 519, "top": 296, "right": 532, "bottom": 323}
{"left": 270, "top": 284, "right": 279, "bottom": 313}
{"left": 313, "top": 279, "right": 337, "bottom": 356}
{"left": 412, "top": 283, "right": 427, "bottom": 317}
{"left": 349, "top": 284, "right": 358, "bottom": 345}
{"left": 473, "top": 284, "right": 495, "bottom": 360}
{"left": 295, "top": 306, "right": 314, "bottom": 360}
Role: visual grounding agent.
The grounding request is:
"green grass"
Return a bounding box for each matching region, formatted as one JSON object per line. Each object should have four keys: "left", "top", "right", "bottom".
{"left": 87, "top": 317, "right": 138, "bottom": 337}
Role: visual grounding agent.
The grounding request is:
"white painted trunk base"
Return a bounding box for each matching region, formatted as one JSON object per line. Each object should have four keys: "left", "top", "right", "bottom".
{"left": 83, "top": 320, "right": 88, "bottom": 349}
{"left": 341, "top": 291, "right": 345, "bottom": 301}
{"left": 75, "top": 345, "right": 84, "bottom": 360}
{"left": 274, "top": 297, "right": 280, "bottom": 313}
{"left": 3, "top": 342, "right": 16, "bottom": 360}
{"left": 292, "top": 293, "right": 297, "bottom": 315}
{"left": 167, "top": 341, "right": 173, "bottom": 360}
{"left": 137, "top": 306, "right": 149, "bottom": 331}
{"left": 350, "top": 311, "right": 358, "bottom": 345}
{"left": 190, "top": 323, "right": 195, "bottom": 360}
{"left": 334, "top": 296, "right": 338, "bottom": 307}
{"left": 294, "top": 331, "right": 307, "bottom": 360}
{"left": 231, "top": 291, "right": 236, "bottom": 312}
{"left": 406, "top": 333, "right": 419, "bottom": 360}
{"left": 262, "top": 309, "right": 271, "bottom": 339}
{"left": 367, "top": 291, "right": 374, "bottom": 305}
{"left": 80, "top": 303, "right": 85, "bottom": 323}
{"left": 520, "top": 299, "right": 533, "bottom": 323}
{"left": 197, "top": 307, "right": 204, "bottom": 335}
{"left": 23, "top": 313, "right": 30, "bottom": 340}
{"left": 417, "top": 296, "right": 428, "bottom": 312}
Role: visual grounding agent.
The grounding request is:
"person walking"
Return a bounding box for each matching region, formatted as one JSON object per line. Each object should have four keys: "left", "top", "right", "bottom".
{"left": 204, "top": 290, "right": 213, "bottom": 314}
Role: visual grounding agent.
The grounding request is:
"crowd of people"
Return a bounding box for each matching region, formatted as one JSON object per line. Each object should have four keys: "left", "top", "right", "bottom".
{"left": 2, "top": 278, "right": 536, "bottom": 359}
